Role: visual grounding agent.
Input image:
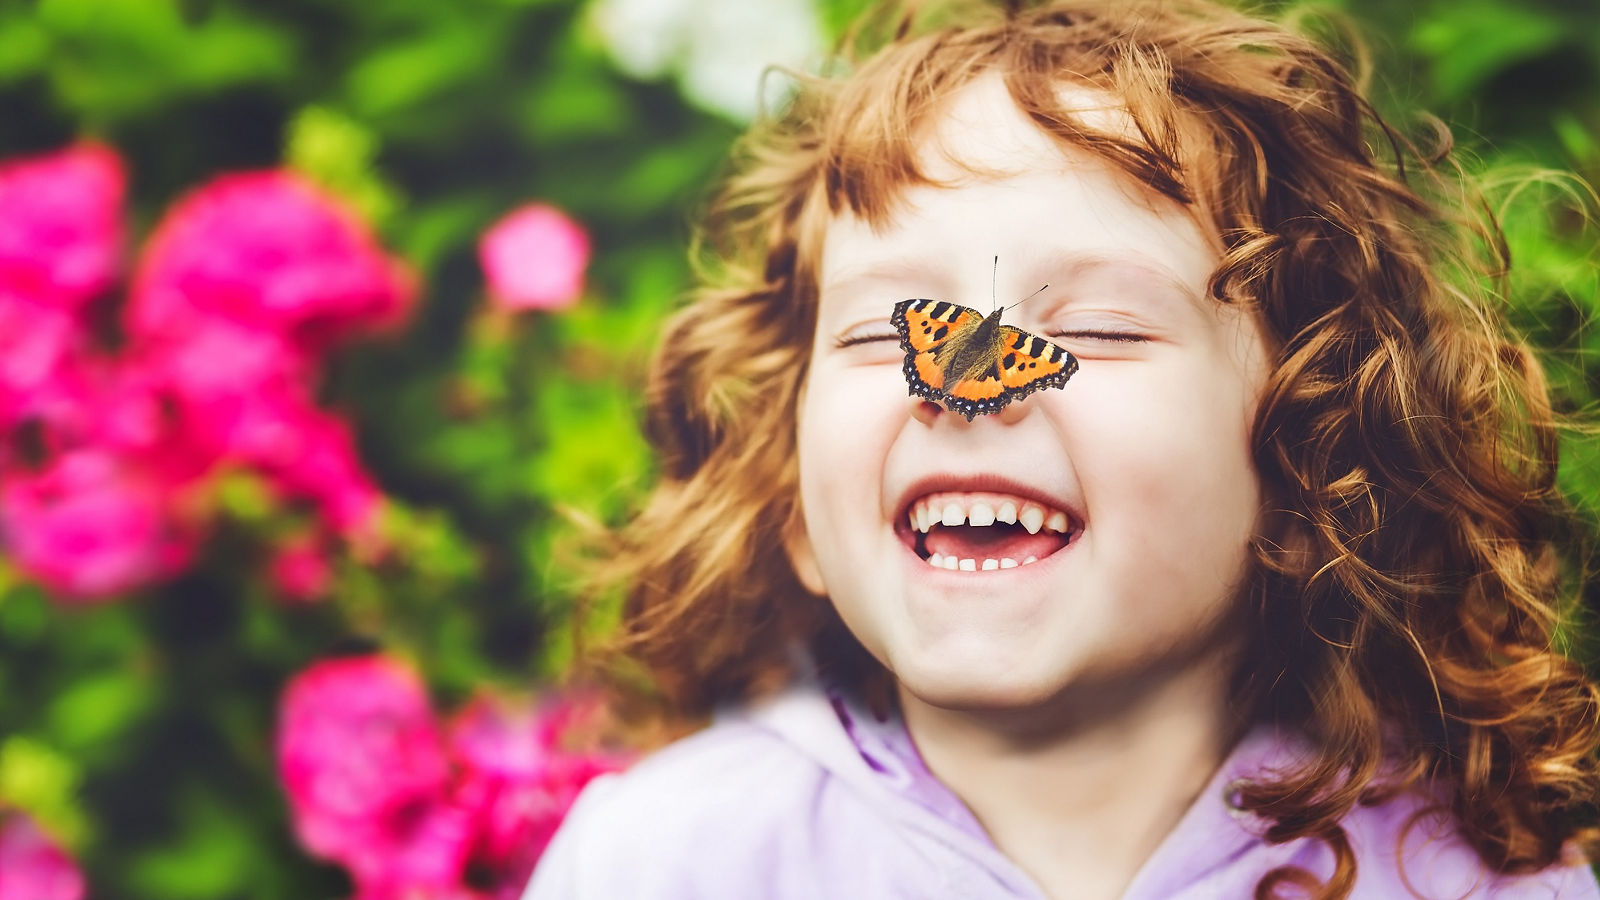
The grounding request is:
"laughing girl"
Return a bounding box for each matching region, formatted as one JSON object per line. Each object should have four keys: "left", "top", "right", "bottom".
{"left": 523, "top": 1, "right": 1600, "bottom": 897}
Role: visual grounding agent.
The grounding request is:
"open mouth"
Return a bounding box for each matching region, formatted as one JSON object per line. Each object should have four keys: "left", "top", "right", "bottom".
{"left": 899, "top": 490, "right": 1079, "bottom": 572}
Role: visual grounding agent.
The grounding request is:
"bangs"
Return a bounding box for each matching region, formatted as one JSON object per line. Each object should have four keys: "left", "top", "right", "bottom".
{"left": 801, "top": 11, "right": 1208, "bottom": 235}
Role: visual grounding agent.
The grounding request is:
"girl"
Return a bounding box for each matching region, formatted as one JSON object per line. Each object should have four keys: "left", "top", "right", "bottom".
{"left": 525, "top": 1, "right": 1600, "bottom": 897}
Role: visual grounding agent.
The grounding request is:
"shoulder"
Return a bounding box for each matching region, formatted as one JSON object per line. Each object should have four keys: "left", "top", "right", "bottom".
{"left": 1339, "top": 789, "right": 1600, "bottom": 899}
{"left": 520, "top": 699, "right": 839, "bottom": 899}
{"left": 568, "top": 711, "right": 826, "bottom": 833}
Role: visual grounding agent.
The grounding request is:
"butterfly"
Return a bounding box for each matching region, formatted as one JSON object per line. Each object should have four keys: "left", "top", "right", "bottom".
{"left": 891, "top": 298, "right": 1078, "bottom": 421}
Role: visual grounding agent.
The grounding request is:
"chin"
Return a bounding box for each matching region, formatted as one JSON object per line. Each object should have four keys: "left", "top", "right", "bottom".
{"left": 894, "top": 656, "right": 1071, "bottom": 712}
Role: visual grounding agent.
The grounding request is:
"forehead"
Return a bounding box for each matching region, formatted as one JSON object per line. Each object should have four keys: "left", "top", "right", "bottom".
{"left": 917, "top": 74, "right": 1144, "bottom": 180}
{"left": 816, "top": 74, "right": 1216, "bottom": 299}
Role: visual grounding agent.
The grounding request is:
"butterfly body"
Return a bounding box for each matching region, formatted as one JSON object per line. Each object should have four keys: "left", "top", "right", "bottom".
{"left": 891, "top": 298, "right": 1078, "bottom": 421}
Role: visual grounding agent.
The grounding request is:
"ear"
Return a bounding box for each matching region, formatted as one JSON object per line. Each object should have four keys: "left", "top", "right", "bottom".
{"left": 782, "top": 506, "right": 827, "bottom": 597}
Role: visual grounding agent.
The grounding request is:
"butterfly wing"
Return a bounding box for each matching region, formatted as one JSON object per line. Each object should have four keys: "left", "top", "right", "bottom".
{"left": 941, "top": 326, "right": 1078, "bottom": 421}
{"left": 891, "top": 298, "right": 985, "bottom": 401}
{"left": 992, "top": 325, "right": 1077, "bottom": 397}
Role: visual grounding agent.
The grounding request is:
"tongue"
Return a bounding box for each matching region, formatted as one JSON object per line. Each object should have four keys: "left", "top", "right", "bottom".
{"left": 924, "top": 524, "right": 1066, "bottom": 561}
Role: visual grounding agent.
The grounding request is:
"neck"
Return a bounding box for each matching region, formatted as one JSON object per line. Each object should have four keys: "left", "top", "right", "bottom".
{"left": 899, "top": 655, "right": 1240, "bottom": 900}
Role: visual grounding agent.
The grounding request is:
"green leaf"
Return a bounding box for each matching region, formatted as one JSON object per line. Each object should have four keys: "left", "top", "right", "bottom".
{"left": 0, "top": 13, "right": 49, "bottom": 82}
{"left": 518, "top": 69, "right": 633, "bottom": 143}
{"left": 345, "top": 25, "right": 494, "bottom": 117}
{"left": 48, "top": 668, "right": 157, "bottom": 752}
{"left": 1409, "top": 3, "right": 1565, "bottom": 102}
{"left": 126, "top": 788, "right": 257, "bottom": 900}
{"left": 0, "top": 736, "right": 87, "bottom": 846}
{"left": 285, "top": 104, "right": 402, "bottom": 227}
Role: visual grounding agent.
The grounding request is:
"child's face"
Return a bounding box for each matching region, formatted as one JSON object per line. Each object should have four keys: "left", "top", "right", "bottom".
{"left": 788, "top": 75, "right": 1272, "bottom": 716}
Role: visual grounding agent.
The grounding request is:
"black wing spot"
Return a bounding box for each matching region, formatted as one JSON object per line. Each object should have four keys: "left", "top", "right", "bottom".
{"left": 930, "top": 301, "right": 951, "bottom": 320}
{"left": 1002, "top": 352, "right": 1016, "bottom": 369}
{"left": 932, "top": 325, "right": 949, "bottom": 341}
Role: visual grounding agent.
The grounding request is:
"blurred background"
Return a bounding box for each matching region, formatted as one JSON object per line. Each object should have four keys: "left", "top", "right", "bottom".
{"left": 0, "top": 0, "right": 1596, "bottom": 897}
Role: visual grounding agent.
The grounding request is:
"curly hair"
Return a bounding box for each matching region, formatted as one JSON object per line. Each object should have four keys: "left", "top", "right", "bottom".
{"left": 586, "top": 0, "right": 1600, "bottom": 895}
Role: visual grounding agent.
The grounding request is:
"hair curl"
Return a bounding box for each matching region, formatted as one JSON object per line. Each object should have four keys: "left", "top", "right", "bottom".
{"left": 586, "top": 1, "right": 1600, "bottom": 895}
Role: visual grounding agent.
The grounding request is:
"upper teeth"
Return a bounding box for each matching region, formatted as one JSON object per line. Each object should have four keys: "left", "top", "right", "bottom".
{"left": 910, "top": 494, "right": 1074, "bottom": 535}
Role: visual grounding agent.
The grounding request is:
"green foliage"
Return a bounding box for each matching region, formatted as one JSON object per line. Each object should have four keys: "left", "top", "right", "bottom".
{"left": 0, "top": 0, "right": 1596, "bottom": 897}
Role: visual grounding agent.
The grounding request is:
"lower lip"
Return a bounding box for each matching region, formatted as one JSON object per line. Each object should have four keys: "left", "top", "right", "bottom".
{"left": 900, "top": 529, "right": 1080, "bottom": 580}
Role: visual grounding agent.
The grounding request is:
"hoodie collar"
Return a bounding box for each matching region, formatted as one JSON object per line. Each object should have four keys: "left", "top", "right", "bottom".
{"left": 735, "top": 679, "right": 1318, "bottom": 899}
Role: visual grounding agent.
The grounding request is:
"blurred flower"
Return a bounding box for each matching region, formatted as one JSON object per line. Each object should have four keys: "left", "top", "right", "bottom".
{"left": 0, "top": 448, "right": 198, "bottom": 601}
{"left": 0, "top": 143, "right": 124, "bottom": 310}
{"left": 478, "top": 204, "right": 590, "bottom": 312}
{"left": 591, "top": 0, "right": 822, "bottom": 121}
{"left": 130, "top": 171, "right": 414, "bottom": 354}
{"left": 269, "top": 533, "right": 333, "bottom": 603}
{"left": 131, "top": 313, "right": 312, "bottom": 402}
{"left": 277, "top": 656, "right": 455, "bottom": 869}
{"left": 0, "top": 143, "right": 409, "bottom": 601}
{"left": 448, "top": 693, "right": 628, "bottom": 896}
{"left": 232, "top": 396, "right": 384, "bottom": 537}
{"left": 0, "top": 143, "right": 123, "bottom": 434}
{"left": 277, "top": 661, "right": 629, "bottom": 899}
{"left": 0, "top": 811, "right": 86, "bottom": 900}
{"left": 0, "top": 301, "right": 84, "bottom": 433}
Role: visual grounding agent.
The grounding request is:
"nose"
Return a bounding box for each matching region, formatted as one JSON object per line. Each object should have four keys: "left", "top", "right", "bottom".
{"left": 910, "top": 393, "right": 1036, "bottom": 427}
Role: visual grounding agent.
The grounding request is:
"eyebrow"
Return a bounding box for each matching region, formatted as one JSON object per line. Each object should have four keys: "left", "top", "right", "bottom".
{"left": 1021, "top": 249, "right": 1203, "bottom": 306}
{"left": 818, "top": 259, "right": 936, "bottom": 300}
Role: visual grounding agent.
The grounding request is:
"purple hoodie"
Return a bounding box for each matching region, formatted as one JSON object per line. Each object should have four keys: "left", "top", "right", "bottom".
{"left": 523, "top": 683, "right": 1598, "bottom": 898}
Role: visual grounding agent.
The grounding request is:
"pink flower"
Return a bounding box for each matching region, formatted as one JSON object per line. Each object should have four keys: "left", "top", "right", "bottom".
{"left": 112, "top": 317, "right": 316, "bottom": 483}
{"left": 230, "top": 396, "right": 383, "bottom": 537}
{"left": 269, "top": 534, "right": 333, "bottom": 603}
{"left": 131, "top": 314, "right": 312, "bottom": 402}
{"left": 130, "top": 171, "right": 414, "bottom": 353}
{"left": 448, "top": 694, "right": 628, "bottom": 895}
{"left": 277, "top": 656, "right": 455, "bottom": 866}
{"left": 477, "top": 204, "right": 590, "bottom": 311}
{"left": 0, "top": 812, "right": 86, "bottom": 900}
{"left": 0, "top": 448, "right": 198, "bottom": 601}
{"left": 0, "top": 300, "right": 86, "bottom": 434}
{"left": 0, "top": 143, "right": 124, "bottom": 311}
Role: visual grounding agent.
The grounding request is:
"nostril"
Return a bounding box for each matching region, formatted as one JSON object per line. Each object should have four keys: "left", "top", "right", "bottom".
{"left": 911, "top": 398, "right": 943, "bottom": 425}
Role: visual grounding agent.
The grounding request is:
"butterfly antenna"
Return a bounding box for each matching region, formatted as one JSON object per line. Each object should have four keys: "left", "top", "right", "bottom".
{"left": 991, "top": 255, "right": 999, "bottom": 312}
{"left": 1007, "top": 283, "right": 1050, "bottom": 312}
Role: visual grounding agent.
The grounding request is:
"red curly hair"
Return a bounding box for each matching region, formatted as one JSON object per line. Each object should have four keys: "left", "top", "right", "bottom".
{"left": 586, "top": 1, "right": 1600, "bottom": 895}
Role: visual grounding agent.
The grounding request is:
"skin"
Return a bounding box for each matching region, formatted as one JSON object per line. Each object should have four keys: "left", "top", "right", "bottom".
{"left": 786, "top": 74, "right": 1273, "bottom": 900}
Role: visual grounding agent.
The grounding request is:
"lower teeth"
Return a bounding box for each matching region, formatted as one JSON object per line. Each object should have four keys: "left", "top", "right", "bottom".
{"left": 927, "top": 553, "right": 1037, "bottom": 570}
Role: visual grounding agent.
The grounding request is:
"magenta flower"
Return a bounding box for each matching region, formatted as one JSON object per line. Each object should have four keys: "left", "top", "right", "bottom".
{"left": 229, "top": 395, "right": 383, "bottom": 537}
{"left": 0, "top": 302, "right": 86, "bottom": 434}
{"left": 0, "top": 143, "right": 123, "bottom": 432}
{"left": 277, "top": 656, "right": 455, "bottom": 865}
{"left": 0, "top": 448, "right": 198, "bottom": 601}
{"left": 477, "top": 204, "right": 590, "bottom": 311}
{"left": 0, "top": 812, "right": 86, "bottom": 900}
{"left": 0, "top": 142, "right": 411, "bottom": 600}
{"left": 448, "top": 693, "right": 628, "bottom": 896}
{"left": 0, "top": 143, "right": 124, "bottom": 310}
{"left": 268, "top": 534, "right": 333, "bottom": 603}
{"left": 130, "top": 171, "right": 414, "bottom": 353}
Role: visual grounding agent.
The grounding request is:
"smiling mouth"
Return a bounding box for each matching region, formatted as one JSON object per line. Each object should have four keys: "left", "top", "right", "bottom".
{"left": 900, "top": 491, "right": 1078, "bottom": 572}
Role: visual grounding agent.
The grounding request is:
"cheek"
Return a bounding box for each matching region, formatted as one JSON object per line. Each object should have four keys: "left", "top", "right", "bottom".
{"left": 796, "top": 363, "right": 907, "bottom": 533}
{"left": 1072, "top": 363, "right": 1262, "bottom": 571}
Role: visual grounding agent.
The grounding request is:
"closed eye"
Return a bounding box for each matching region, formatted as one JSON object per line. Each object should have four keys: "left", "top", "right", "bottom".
{"left": 1047, "top": 329, "right": 1147, "bottom": 343}
{"left": 835, "top": 331, "right": 899, "bottom": 349}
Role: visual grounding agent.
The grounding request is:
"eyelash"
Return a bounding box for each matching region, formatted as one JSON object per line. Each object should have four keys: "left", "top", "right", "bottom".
{"left": 834, "top": 333, "right": 897, "bottom": 348}
{"left": 1047, "top": 329, "right": 1147, "bottom": 343}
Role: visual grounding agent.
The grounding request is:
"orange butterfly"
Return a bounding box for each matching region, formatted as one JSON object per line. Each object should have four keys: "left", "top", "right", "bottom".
{"left": 891, "top": 298, "right": 1078, "bottom": 421}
